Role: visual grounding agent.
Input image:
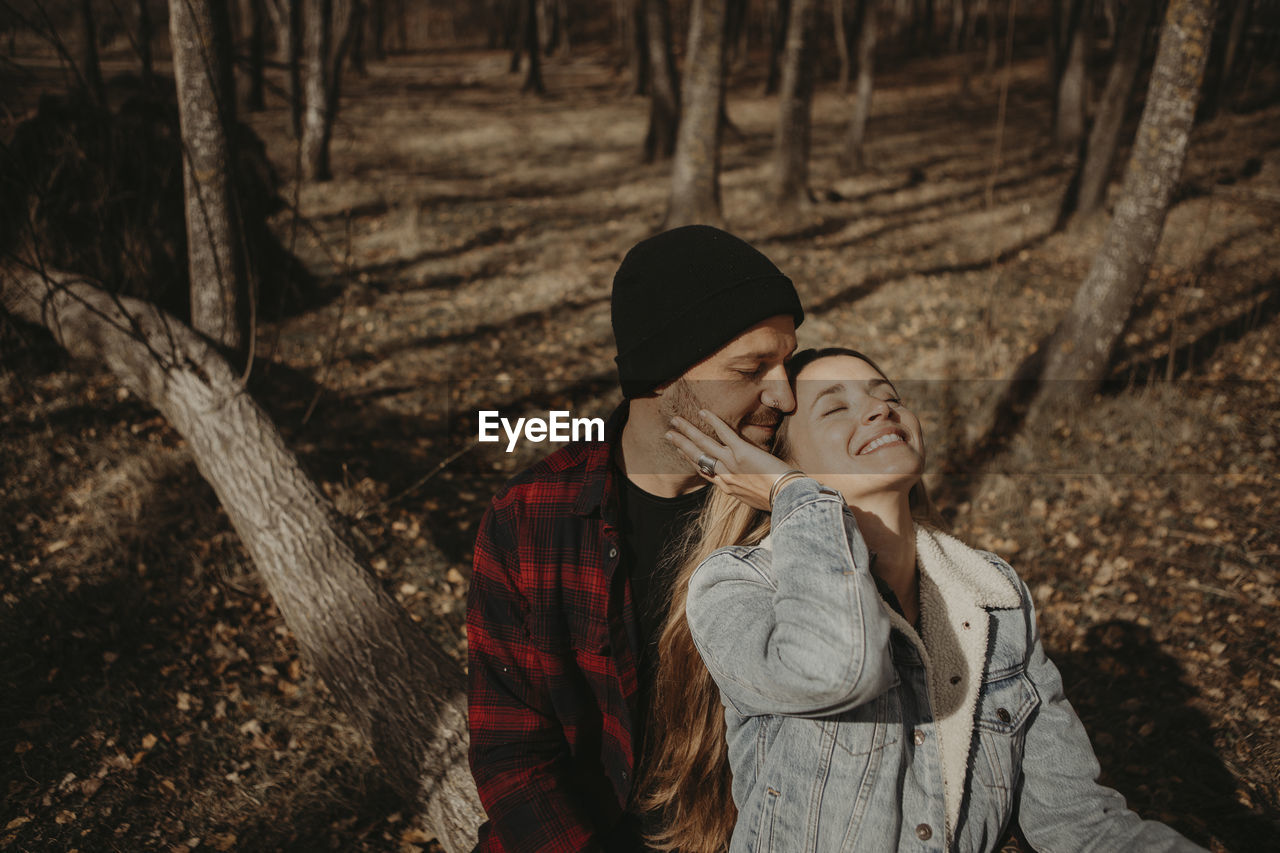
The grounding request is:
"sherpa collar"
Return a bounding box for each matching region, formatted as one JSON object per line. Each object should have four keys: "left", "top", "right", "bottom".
{"left": 881, "top": 526, "right": 1022, "bottom": 847}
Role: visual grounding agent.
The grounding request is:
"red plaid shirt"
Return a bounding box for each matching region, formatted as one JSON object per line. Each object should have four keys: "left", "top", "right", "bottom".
{"left": 467, "top": 407, "right": 643, "bottom": 852}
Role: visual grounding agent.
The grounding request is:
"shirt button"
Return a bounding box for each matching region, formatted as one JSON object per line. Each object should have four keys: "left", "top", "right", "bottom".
{"left": 913, "top": 729, "right": 926, "bottom": 745}
{"left": 915, "top": 823, "right": 932, "bottom": 840}
{"left": 997, "top": 707, "right": 1012, "bottom": 723}
{"left": 608, "top": 546, "right": 618, "bottom": 559}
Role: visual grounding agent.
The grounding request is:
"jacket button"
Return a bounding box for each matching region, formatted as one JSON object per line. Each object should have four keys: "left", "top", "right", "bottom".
{"left": 608, "top": 547, "right": 618, "bottom": 560}
{"left": 913, "top": 729, "right": 926, "bottom": 745}
{"left": 915, "top": 823, "right": 932, "bottom": 840}
{"left": 997, "top": 707, "right": 1012, "bottom": 723}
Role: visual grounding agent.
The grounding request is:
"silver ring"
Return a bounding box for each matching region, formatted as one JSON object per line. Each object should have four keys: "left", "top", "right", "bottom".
{"left": 696, "top": 454, "right": 718, "bottom": 477}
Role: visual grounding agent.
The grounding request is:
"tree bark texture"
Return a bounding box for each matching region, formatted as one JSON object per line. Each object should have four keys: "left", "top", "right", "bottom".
{"left": 77, "top": 0, "right": 107, "bottom": 106}
{"left": 643, "top": 0, "right": 681, "bottom": 162}
{"left": 772, "top": 0, "right": 817, "bottom": 209}
{"left": 1054, "top": 0, "right": 1089, "bottom": 150}
{"left": 168, "top": 0, "right": 246, "bottom": 351}
{"left": 1073, "top": 0, "right": 1155, "bottom": 217}
{"left": 302, "top": 0, "right": 334, "bottom": 178}
{"left": 1, "top": 266, "right": 486, "bottom": 851}
{"left": 844, "top": 0, "right": 876, "bottom": 171}
{"left": 1036, "top": 0, "right": 1217, "bottom": 407}
{"left": 667, "top": 0, "right": 729, "bottom": 227}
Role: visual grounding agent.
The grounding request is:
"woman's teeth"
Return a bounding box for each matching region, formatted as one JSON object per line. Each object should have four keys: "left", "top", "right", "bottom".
{"left": 860, "top": 433, "right": 903, "bottom": 454}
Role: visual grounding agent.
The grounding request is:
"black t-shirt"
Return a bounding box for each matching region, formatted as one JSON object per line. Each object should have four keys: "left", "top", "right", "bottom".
{"left": 617, "top": 475, "right": 709, "bottom": 692}
{"left": 614, "top": 474, "right": 708, "bottom": 850}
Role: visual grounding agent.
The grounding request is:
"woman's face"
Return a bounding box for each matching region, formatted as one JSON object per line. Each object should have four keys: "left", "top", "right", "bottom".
{"left": 784, "top": 355, "right": 925, "bottom": 504}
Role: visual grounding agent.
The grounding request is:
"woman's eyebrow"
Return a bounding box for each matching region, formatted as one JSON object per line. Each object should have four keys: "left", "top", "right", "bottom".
{"left": 808, "top": 382, "right": 847, "bottom": 410}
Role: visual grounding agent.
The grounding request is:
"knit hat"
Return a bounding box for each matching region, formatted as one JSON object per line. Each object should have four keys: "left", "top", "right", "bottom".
{"left": 611, "top": 225, "right": 804, "bottom": 398}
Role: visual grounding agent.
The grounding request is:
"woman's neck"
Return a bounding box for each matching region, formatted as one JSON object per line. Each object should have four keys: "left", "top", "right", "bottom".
{"left": 847, "top": 492, "right": 918, "bottom": 623}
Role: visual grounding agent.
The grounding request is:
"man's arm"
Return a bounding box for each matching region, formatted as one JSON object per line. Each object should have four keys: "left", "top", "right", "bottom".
{"left": 466, "top": 500, "right": 604, "bottom": 852}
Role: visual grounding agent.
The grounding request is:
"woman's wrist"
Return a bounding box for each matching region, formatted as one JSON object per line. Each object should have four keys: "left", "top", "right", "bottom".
{"left": 768, "top": 470, "right": 807, "bottom": 508}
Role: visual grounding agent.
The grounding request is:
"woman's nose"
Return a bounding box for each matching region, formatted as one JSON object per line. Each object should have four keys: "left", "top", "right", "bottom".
{"left": 862, "top": 398, "right": 892, "bottom": 423}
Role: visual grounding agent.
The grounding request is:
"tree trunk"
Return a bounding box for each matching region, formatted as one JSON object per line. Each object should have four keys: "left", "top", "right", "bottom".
{"left": 630, "top": 0, "right": 650, "bottom": 95}
{"left": 522, "top": 0, "right": 546, "bottom": 93}
{"left": 168, "top": 0, "right": 246, "bottom": 351}
{"left": 288, "top": 0, "right": 304, "bottom": 137}
{"left": 137, "top": 0, "right": 154, "bottom": 89}
{"left": 772, "top": 0, "right": 816, "bottom": 209}
{"left": 509, "top": 0, "right": 525, "bottom": 72}
{"left": 1204, "top": 0, "right": 1250, "bottom": 117}
{"left": 1054, "top": 0, "right": 1089, "bottom": 150}
{"left": 834, "top": 0, "right": 851, "bottom": 92}
{"left": 643, "top": 0, "right": 681, "bottom": 162}
{"left": 1070, "top": 0, "right": 1155, "bottom": 219}
{"left": 667, "top": 0, "right": 729, "bottom": 227}
{"left": 302, "top": 0, "right": 334, "bottom": 178}
{"left": 950, "top": 0, "right": 967, "bottom": 51}
{"left": 77, "top": 0, "right": 107, "bottom": 106}
{"left": 1, "top": 266, "right": 486, "bottom": 850}
{"left": 764, "top": 0, "right": 790, "bottom": 95}
{"left": 843, "top": 0, "right": 876, "bottom": 171}
{"left": 368, "top": 0, "right": 387, "bottom": 58}
{"left": 301, "top": 0, "right": 362, "bottom": 180}
{"left": 1034, "top": 0, "right": 1216, "bottom": 410}
{"left": 240, "top": 0, "right": 268, "bottom": 111}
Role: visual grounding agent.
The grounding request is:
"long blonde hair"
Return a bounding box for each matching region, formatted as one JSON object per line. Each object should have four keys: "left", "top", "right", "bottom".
{"left": 637, "top": 348, "right": 936, "bottom": 852}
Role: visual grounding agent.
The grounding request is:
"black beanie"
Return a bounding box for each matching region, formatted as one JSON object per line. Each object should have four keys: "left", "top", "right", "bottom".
{"left": 611, "top": 225, "right": 804, "bottom": 398}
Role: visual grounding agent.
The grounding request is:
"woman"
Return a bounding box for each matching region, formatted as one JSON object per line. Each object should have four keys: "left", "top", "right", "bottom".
{"left": 639, "top": 348, "right": 1204, "bottom": 853}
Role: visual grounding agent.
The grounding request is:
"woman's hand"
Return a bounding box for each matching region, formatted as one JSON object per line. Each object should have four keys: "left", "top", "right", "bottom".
{"left": 666, "top": 409, "right": 796, "bottom": 512}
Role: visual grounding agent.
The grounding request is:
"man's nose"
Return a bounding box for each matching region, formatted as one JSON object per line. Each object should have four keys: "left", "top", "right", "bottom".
{"left": 761, "top": 367, "right": 796, "bottom": 414}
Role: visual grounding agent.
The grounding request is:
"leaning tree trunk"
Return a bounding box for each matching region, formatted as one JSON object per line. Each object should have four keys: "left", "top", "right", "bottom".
{"left": 843, "top": 0, "right": 876, "bottom": 172}
{"left": 1054, "top": 0, "right": 1089, "bottom": 151}
{"left": 169, "top": 0, "right": 246, "bottom": 351}
{"left": 772, "top": 0, "right": 816, "bottom": 209}
{"left": 1070, "top": 0, "right": 1155, "bottom": 219}
{"left": 1, "top": 266, "right": 486, "bottom": 850}
{"left": 643, "top": 0, "right": 681, "bottom": 162}
{"left": 667, "top": 0, "right": 730, "bottom": 227}
{"left": 1033, "top": 0, "right": 1217, "bottom": 411}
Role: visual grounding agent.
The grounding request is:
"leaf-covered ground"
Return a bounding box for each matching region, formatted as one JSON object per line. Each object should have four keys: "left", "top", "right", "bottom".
{"left": 3, "top": 44, "right": 1280, "bottom": 851}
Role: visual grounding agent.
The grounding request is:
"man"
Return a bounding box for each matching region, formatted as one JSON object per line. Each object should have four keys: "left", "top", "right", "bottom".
{"left": 466, "top": 225, "right": 804, "bottom": 851}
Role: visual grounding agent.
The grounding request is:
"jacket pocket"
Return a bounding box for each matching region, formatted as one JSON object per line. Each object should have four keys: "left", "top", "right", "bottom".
{"left": 973, "top": 671, "right": 1039, "bottom": 798}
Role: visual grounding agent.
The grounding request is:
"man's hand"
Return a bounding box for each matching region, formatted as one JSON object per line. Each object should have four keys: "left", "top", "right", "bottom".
{"left": 666, "top": 410, "right": 795, "bottom": 511}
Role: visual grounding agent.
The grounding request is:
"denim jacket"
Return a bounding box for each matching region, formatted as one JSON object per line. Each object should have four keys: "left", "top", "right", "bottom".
{"left": 686, "top": 478, "right": 1205, "bottom": 853}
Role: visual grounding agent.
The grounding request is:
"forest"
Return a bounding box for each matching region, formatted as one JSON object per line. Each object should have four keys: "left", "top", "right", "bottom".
{"left": 1, "top": 0, "right": 1277, "bottom": 850}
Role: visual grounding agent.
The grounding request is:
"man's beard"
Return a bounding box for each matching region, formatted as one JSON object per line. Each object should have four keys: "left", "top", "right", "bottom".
{"left": 658, "top": 379, "right": 780, "bottom": 469}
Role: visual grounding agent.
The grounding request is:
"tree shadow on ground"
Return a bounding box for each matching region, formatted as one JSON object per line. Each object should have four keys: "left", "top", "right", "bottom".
{"left": 1052, "top": 620, "right": 1279, "bottom": 849}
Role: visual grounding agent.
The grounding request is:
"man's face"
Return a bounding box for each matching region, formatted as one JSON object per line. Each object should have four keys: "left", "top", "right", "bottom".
{"left": 658, "top": 315, "right": 797, "bottom": 450}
